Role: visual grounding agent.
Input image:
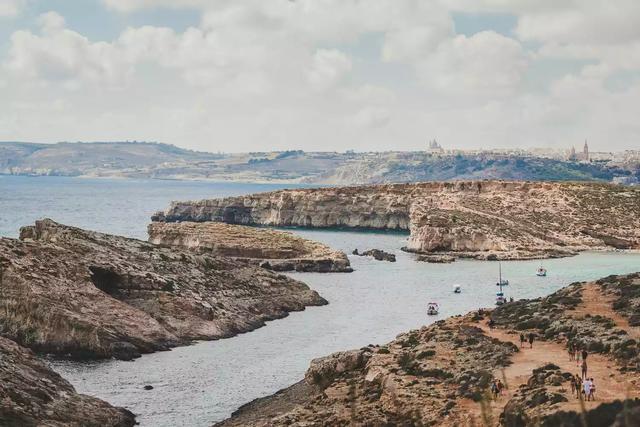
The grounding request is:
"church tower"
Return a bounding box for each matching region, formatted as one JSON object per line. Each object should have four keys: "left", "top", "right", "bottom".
{"left": 583, "top": 140, "right": 589, "bottom": 161}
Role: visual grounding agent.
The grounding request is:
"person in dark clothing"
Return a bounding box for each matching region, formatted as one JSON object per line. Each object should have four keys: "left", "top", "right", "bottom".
{"left": 582, "top": 349, "right": 588, "bottom": 361}
{"left": 520, "top": 333, "right": 526, "bottom": 348}
{"left": 528, "top": 332, "right": 535, "bottom": 348}
{"left": 581, "top": 360, "right": 588, "bottom": 380}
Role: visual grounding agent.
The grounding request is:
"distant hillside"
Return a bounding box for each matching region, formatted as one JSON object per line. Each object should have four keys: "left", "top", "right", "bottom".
{"left": 0, "top": 141, "right": 635, "bottom": 184}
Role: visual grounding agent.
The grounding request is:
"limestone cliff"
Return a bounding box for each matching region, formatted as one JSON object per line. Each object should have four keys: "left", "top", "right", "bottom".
{"left": 153, "top": 181, "right": 640, "bottom": 260}
{"left": 0, "top": 336, "right": 135, "bottom": 426}
{"left": 0, "top": 219, "right": 326, "bottom": 360}
{"left": 148, "top": 222, "right": 352, "bottom": 272}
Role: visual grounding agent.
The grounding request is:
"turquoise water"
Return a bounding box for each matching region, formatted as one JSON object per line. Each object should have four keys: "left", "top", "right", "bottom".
{"left": 2, "top": 176, "right": 640, "bottom": 426}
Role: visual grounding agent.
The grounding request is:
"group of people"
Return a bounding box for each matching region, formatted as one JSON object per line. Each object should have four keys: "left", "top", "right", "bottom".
{"left": 568, "top": 342, "right": 589, "bottom": 379}
{"left": 571, "top": 375, "right": 597, "bottom": 401}
{"left": 519, "top": 332, "right": 536, "bottom": 348}
{"left": 490, "top": 378, "right": 506, "bottom": 399}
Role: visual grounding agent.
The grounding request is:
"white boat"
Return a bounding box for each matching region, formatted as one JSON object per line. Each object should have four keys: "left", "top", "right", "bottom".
{"left": 427, "top": 302, "right": 439, "bottom": 315}
{"left": 453, "top": 284, "right": 462, "bottom": 293}
{"left": 495, "top": 263, "right": 508, "bottom": 305}
{"left": 536, "top": 264, "right": 547, "bottom": 277}
{"left": 496, "top": 291, "right": 507, "bottom": 305}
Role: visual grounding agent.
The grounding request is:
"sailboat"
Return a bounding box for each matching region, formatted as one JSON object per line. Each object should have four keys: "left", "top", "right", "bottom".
{"left": 495, "top": 263, "right": 507, "bottom": 305}
{"left": 496, "top": 262, "right": 509, "bottom": 286}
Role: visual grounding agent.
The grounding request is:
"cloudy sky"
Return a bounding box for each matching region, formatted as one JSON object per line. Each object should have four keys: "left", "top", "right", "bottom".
{"left": 0, "top": 0, "right": 639, "bottom": 152}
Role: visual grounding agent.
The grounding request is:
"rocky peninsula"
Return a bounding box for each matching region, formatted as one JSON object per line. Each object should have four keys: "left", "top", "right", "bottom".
{"left": 148, "top": 221, "right": 352, "bottom": 272}
{"left": 0, "top": 219, "right": 326, "bottom": 360}
{"left": 0, "top": 336, "right": 135, "bottom": 426}
{"left": 216, "top": 272, "right": 640, "bottom": 426}
{"left": 153, "top": 181, "right": 640, "bottom": 260}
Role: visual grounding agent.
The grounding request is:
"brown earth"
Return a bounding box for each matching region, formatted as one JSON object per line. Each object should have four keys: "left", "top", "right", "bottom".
{"left": 148, "top": 221, "right": 352, "bottom": 272}
{"left": 0, "top": 219, "right": 326, "bottom": 360}
{"left": 215, "top": 273, "right": 640, "bottom": 426}
{"left": 153, "top": 181, "right": 640, "bottom": 260}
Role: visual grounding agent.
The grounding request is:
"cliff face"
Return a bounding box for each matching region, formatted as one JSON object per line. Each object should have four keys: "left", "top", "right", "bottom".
{"left": 148, "top": 222, "right": 352, "bottom": 272}
{"left": 0, "top": 336, "right": 135, "bottom": 426}
{"left": 0, "top": 219, "right": 326, "bottom": 360}
{"left": 154, "top": 181, "right": 640, "bottom": 260}
{"left": 216, "top": 273, "right": 640, "bottom": 426}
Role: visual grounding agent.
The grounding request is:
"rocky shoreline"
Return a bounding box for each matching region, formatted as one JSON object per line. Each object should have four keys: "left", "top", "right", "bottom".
{"left": 153, "top": 180, "right": 640, "bottom": 261}
{"left": 216, "top": 272, "right": 640, "bottom": 426}
{"left": 148, "top": 221, "right": 352, "bottom": 272}
{"left": 0, "top": 219, "right": 326, "bottom": 360}
{"left": 0, "top": 336, "right": 135, "bottom": 426}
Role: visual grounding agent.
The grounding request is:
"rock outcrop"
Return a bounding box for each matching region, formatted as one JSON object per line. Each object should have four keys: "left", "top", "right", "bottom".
{"left": 148, "top": 222, "right": 352, "bottom": 272}
{"left": 215, "top": 272, "right": 640, "bottom": 426}
{"left": 153, "top": 181, "right": 640, "bottom": 260}
{"left": 352, "top": 248, "right": 396, "bottom": 262}
{"left": 0, "top": 219, "right": 326, "bottom": 360}
{"left": 0, "top": 336, "right": 135, "bottom": 426}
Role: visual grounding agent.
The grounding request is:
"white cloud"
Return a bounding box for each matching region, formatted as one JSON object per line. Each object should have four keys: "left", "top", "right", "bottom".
{"left": 352, "top": 106, "right": 391, "bottom": 128}
{"left": 0, "top": 0, "right": 24, "bottom": 17}
{"left": 417, "top": 31, "right": 527, "bottom": 97}
{"left": 308, "top": 49, "right": 352, "bottom": 91}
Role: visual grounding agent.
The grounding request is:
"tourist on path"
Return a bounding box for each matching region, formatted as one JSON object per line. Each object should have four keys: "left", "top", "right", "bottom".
{"left": 496, "top": 379, "right": 505, "bottom": 396}
{"left": 581, "top": 360, "right": 588, "bottom": 380}
{"left": 520, "top": 333, "right": 526, "bottom": 348}
{"left": 583, "top": 378, "right": 592, "bottom": 401}
{"left": 573, "top": 374, "right": 582, "bottom": 399}
{"left": 568, "top": 343, "right": 574, "bottom": 360}
{"left": 582, "top": 349, "right": 588, "bottom": 362}
{"left": 528, "top": 332, "right": 535, "bottom": 348}
{"left": 491, "top": 380, "right": 499, "bottom": 400}
{"left": 589, "top": 378, "right": 596, "bottom": 401}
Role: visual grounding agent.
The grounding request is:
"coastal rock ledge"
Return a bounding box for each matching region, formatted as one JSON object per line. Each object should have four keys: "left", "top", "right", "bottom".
{"left": 153, "top": 180, "right": 640, "bottom": 260}
{"left": 0, "top": 219, "right": 326, "bottom": 360}
{"left": 148, "top": 221, "right": 352, "bottom": 272}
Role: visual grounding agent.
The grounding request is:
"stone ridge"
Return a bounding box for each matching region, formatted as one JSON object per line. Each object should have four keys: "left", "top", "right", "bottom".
{"left": 0, "top": 219, "right": 326, "bottom": 360}
{"left": 153, "top": 180, "right": 640, "bottom": 260}
{"left": 147, "top": 222, "right": 352, "bottom": 272}
{"left": 0, "top": 335, "right": 136, "bottom": 426}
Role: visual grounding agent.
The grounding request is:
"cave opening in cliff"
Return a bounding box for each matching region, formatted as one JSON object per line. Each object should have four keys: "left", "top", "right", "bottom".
{"left": 89, "top": 266, "right": 123, "bottom": 297}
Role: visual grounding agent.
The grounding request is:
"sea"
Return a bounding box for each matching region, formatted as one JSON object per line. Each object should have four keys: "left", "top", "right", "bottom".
{"left": 1, "top": 175, "right": 639, "bottom": 426}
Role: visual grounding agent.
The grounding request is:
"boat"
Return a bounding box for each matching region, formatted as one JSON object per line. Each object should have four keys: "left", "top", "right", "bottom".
{"left": 496, "top": 262, "right": 509, "bottom": 286}
{"left": 536, "top": 263, "right": 547, "bottom": 277}
{"left": 427, "top": 302, "right": 439, "bottom": 315}
{"left": 453, "top": 284, "right": 462, "bottom": 294}
{"left": 496, "top": 291, "right": 507, "bottom": 305}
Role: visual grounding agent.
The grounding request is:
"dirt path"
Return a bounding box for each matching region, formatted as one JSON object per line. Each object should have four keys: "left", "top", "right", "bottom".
{"left": 454, "top": 284, "right": 640, "bottom": 426}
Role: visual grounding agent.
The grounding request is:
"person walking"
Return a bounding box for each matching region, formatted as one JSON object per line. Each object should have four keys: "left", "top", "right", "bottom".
{"left": 581, "top": 359, "right": 588, "bottom": 380}
{"left": 520, "top": 333, "right": 526, "bottom": 348}
{"left": 568, "top": 342, "right": 574, "bottom": 360}
{"left": 573, "top": 374, "right": 582, "bottom": 399}
{"left": 528, "top": 332, "right": 535, "bottom": 349}
{"left": 491, "top": 380, "right": 499, "bottom": 400}
{"left": 575, "top": 346, "right": 581, "bottom": 368}
{"left": 589, "top": 378, "right": 596, "bottom": 401}
{"left": 497, "top": 379, "right": 505, "bottom": 396}
{"left": 582, "top": 349, "right": 588, "bottom": 362}
{"left": 583, "top": 377, "right": 592, "bottom": 401}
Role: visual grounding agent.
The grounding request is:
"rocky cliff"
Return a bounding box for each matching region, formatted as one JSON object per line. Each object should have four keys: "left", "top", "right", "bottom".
{"left": 0, "top": 219, "right": 326, "bottom": 360}
{"left": 153, "top": 181, "right": 640, "bottom": 260}
{"left": 148, "top": 222, "right": 351, "bottom": 272}
{"left": 0, "top": 336, "right": 135, "bottom": 426}
{"left": 216, "top": 272, "right": 640, "bottom": 426}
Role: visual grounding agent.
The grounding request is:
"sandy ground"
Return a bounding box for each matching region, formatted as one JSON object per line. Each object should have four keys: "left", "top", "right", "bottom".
{"left": 454, "top": 283, "right": 640, "bottom": 426}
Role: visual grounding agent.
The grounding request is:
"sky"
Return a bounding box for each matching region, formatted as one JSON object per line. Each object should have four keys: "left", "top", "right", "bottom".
{"left": 0, "top": 0, "right": 639, "bottom": 153}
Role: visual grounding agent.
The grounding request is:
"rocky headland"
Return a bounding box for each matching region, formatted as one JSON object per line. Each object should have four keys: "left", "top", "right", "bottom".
{"left": 352, "top": 248, "right": 397, "bottom": 262}
{"left": 216, "top": 272, "right": 640, "bottom": 426}
{"left": 0, "top": 336, "right": 135, "bottom": 426}
{"left": 148, "top": 221, "right": 352, "bottom": 272}
{"left": 0, "top": 219, "right": 326, "bottom": 360}
{"left": 153, "top": 181, "right": 640, "bottom": 260}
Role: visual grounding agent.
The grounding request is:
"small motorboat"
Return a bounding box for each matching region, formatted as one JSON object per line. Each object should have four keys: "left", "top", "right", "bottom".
{"left": 496, "top": 291, "right": 507, "bottom": 306}
{"left": 536, "top": 266, "right": 547, "bottom": 277}
{"left": 453, "top": 284, "right": 462, "bottom": 294}
{"left": 427, "top": 302, "right": 439, "bottom": 315}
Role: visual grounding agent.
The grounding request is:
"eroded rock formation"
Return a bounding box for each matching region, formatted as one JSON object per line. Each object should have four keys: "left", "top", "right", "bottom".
{"left": 0, "top": 219, "right": 326, "bottom": 360}
{"left": 0, "top": 336, "right": 135, "bottom": 426}
{"left": 215, "top": 273, "right": 640, "bottom": 426}
{"left": 154, "top": 181, "right": 640, "bottom": 260}
{"left": 148, "top": 222, "right": 351, "bottom": 272}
